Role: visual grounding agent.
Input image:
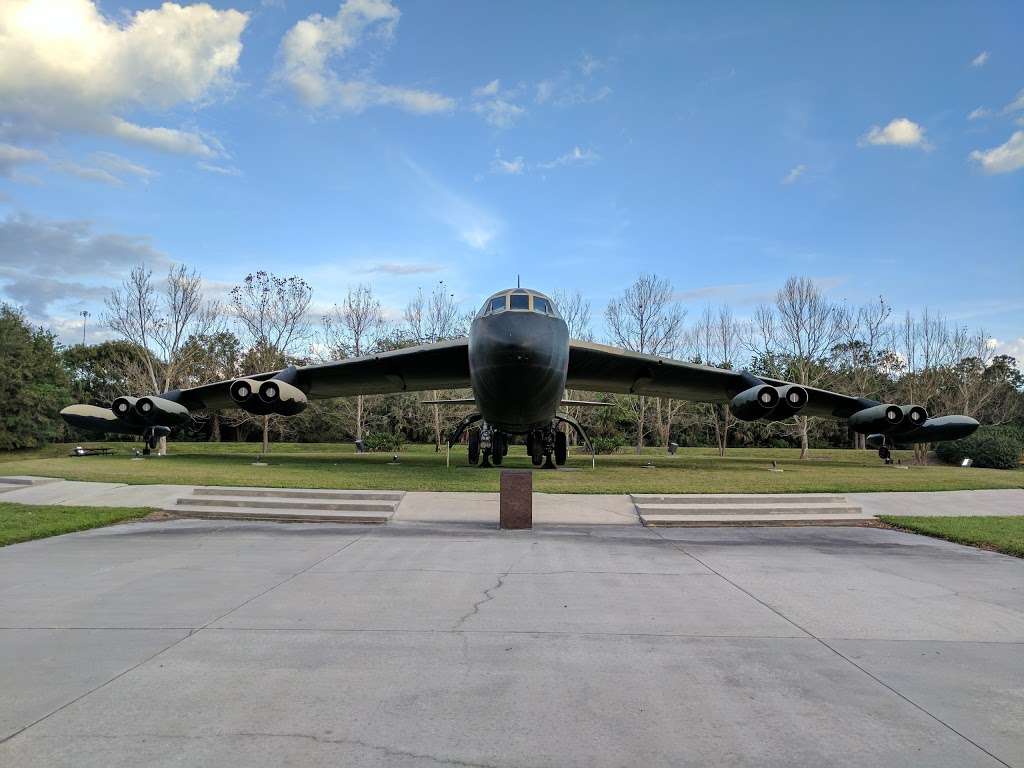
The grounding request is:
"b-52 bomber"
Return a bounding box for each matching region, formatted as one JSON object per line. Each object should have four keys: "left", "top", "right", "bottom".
{"left": 62, "top": 287, "right": 979, "bottom": 468}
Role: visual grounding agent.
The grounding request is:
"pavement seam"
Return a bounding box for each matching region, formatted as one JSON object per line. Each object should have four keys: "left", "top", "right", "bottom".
{"left": 649, "top": 528, "right": 1015, "bottom": 768}
{"left": 0, "top": 534, "right": 364, "bottom": 747}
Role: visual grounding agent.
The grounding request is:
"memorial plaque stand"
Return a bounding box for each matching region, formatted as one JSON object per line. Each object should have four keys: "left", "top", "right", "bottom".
{"left": 499, "top": 470, "right": 532, "bottom": 529}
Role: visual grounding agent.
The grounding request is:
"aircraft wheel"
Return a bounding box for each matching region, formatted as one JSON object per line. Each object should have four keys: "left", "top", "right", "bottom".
{"left": 147, "top": 436, "right": 159, "bottom": 450}
{"left": 554, "top": 431, "right": 568, "bottom": 465}
{"left": 878, "top": 446, "right": 891, "bottom": 462}
{"left": 492, "top": 433, "right": 505, "bottom": 466}
{"left": 468, "top": 432, "right": 480, "bottom": 465}
{"left": 531, "top": 452, "right": 544, "bottom": 467}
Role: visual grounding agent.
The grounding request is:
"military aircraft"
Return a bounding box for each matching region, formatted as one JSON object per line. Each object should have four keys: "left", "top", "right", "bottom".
{"left": 61, "top": 286, "right": 979, "bottom": 467}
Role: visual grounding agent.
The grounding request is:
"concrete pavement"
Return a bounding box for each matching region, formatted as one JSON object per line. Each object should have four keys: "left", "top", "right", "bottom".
{"left": 1, "top": 518, "right": 1022, "bottom": 767}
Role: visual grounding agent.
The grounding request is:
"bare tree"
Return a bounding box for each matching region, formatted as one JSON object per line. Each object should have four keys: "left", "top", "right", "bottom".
{"left": 322, "top": 284, "right": 385, "bottom": 441}
{"left": 834, "top": 296, "right": 893, "bottom": 448}
{"left": 552, "top": 288, "right": 593, "bottom": 341}
{"left": 403, "top": 282, "right": 467, "bottom": 450}
{"left": 752, "top": 276, "right": 843, "bottom": 458}
{"left": 104, "top": 264, "right": 220, "bottom": 453}
{"left": 689, "top": 305, "right": 744, "bottom": 455}
{"left": 605, "top": 274, "right": 686, "bottom": 453}
{"left": 231, "top": 272, "right": 313, "bottom": 453}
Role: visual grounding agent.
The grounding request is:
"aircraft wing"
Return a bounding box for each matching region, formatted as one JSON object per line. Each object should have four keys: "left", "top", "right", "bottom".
{"left": 61, "top": 338, "right": 471, "bottom": 434}
{"left": 565, "top": 340, "right": 979, "bottom": 441}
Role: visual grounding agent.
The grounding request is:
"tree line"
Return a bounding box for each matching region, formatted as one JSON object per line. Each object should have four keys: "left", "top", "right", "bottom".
{"left": 1, "top": 266, "right": 1021, "bottom": 456}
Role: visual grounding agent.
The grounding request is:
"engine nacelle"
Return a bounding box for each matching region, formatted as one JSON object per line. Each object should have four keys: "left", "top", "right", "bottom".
{"left": 891, "top": 405, "right": 928, "bottom": 433}
{"left": 258, "top": 379, "right": 307, "bottom": 416}
{"left": 764, "top": 384, "right": 808, "bottom": 421}
{"left": 135, "top": 396, "right": 191, "bottom": 426}
{"left": 848, "top": 404, "right": 904, "bottom": 434}
{"left": 730, "top": 384, "right": 780, "bottom": 421}
{"left": 229, "top": 378, "right": 276, "bottom": 415}
{"left": 111, "top": 396, "right": 146, "bottom": 428}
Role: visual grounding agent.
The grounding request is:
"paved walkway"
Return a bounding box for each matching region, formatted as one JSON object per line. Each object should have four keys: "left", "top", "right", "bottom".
{"left": 1, "top": 518, "right": 1021, "bottom": 766}
{"left": 1, "top": 477, "right": 1022, "bottom": 523}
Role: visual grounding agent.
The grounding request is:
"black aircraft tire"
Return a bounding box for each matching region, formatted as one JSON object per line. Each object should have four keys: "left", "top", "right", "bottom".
{"left": 468, "top": 432, "right": 480, "bottom": 465}
{"left": 492, "top": 433, "right": 505, "bottom": 466}
{"left": 878, "top": 446, "right": 891, "bottom": 461}
{"left": 554, "top": 431, "right": 568, "bottom": 465}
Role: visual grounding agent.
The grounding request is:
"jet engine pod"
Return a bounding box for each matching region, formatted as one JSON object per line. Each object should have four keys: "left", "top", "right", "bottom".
{"left": 229, "top": 378, "right": 276, "bottom": 415}
{"left": 258, "top": 379, "right": 307, "bottom": 416}
{"left": 135, "top": 396, "right": 191, "bottom": 426}
{"left": 764, "top": 384, "right": 808, "bottom": 421}
{"left": 111, "top": 396, "right": 146, "bottom": 427}
{"left": 848, "top": 404, "right": 904, "bottom": 434}
{"left": 730, "top": 384, "right": 780, "bottom": 421}
{"left": 891, "top": 405, "right": 928, "bottom": 433}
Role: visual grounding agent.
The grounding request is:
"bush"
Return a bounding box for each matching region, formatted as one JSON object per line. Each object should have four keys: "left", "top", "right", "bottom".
{"left": 936, "top": 427, "right": 1023, "bottom": 470}
{"left": 362, "top": 431, "right": 403, "bottom": 452}
{"left": 590, "top": 435, "right": 624, "bottom": 455}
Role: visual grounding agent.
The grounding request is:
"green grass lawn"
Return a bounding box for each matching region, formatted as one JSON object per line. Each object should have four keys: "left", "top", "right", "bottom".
{"left": 0, "top": 502, "right": 151, "bottom": 547}
{"left": 1, "top": 441, "right": 1021, "bottom": 494}
{"left": 879, "top": 516, "right": 1024, "bottom": 558}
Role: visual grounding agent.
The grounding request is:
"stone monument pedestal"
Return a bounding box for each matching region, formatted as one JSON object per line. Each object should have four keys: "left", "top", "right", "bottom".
{"left": 499, "top": 470, "right": 532, "bottom": 529}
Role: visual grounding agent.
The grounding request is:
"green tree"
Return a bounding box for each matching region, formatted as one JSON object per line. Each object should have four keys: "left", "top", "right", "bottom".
{"left": 0, "top": 305, "right": 71, "bottom": 450}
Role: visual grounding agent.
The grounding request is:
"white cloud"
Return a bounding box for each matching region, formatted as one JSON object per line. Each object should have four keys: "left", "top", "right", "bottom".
{"left": 0, "top": 143, "right": 47, "bottom": 177}
{"left": 469, "top": 80, "right": 526, "bottom": 128}
{"left": 53, "top": 160, "right": 123, "bottom": 186}
{"left": 357, "top": 262, "right": 443, "bottom": 275}
{"left": 197, "top": 161, "right": 242, "bottom": 176}
{"left": 277, "top": 0, "right": 453, "bottom": 115}
{"left": 781, "top": 164, "right": 807, "bottom": 184}
{"left": 472, "top": 79, "right": 500, "bottom": 98}
{"left": 90, "top": 152, "right": 156, "bottom": 181}
{"left": 537, "top": 146, "right": 599, "bottom": 169}
{"left": 993, "top": 336, "right": 1024, "bottom": 360}
{"left": 401, "top": 156, "right": 501, "bottom": 251}
{"left": 968, "top": 107, "right": 992, "bottom": 121}
{"left": 969, "top": 131, "right": 1024, "bottom": 174}
{"left": 1004, "top": 89, "right": 1024, "bottom": 114}
{"left": 0, "top": 0, "right": 248, "bottom": 156}
{"left": 490, "top": 151, "right": 524, "bottom": 175}
{"left": 971, "top": 51, "right": 990, "bottom": 67}
{"left": 578, "top": 52, "right": 604, "bottom": 76}
{"left": 858, "top": 117, "right": 931, "bottom": 149}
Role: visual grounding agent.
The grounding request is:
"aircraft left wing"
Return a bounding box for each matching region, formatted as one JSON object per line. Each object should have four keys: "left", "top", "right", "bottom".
{"left": 565, "top": 339, "right": 979, "bottom": 443}
{"left": 61, "top": 338, "right": 471, "bottom": 437}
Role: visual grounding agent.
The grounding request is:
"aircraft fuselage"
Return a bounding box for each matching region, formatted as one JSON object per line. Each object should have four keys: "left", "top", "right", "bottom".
{"left": 468, "top": 297, "right": 569, "bottom": 434}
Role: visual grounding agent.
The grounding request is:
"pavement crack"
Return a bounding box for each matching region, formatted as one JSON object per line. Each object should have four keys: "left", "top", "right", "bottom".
{"left": 452, "top": 574, "right": 507, "bottom": 629}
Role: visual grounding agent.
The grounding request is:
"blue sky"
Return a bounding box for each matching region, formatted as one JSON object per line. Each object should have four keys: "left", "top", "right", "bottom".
{"left": 1, "top": 0, "right": 1022, "bottom": 355}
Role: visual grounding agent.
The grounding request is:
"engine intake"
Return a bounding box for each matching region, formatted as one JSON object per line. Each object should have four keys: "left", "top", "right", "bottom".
{"left": 257, "top": 379, "right": 307, "bottom": 416}
{"left": 111, "top": 396, "right": 146, "bottom": 428}
{"left": 135, "top": 396, "right": 191, "bottom": 426}
{"left": 764, "top": 385, "right": 808, "bottom": 421}
{"left": 892, "top": 405, "right": 928, "bottom": 433}
{"left": 730, "top": 384, "right": 780, "bottom": 421}
{"left": 848, "top": 404, "right": 904, "bottom": 434}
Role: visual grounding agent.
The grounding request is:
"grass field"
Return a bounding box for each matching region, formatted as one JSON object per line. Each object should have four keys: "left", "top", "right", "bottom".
{"left": 0, "top": 502, "right": 150, "bottom": 547}
{"left": 1, "top": 442, "right": 1021, "bottom": 494}
{"left": 880, "top": 516, "right": 1024, "bottom": 558}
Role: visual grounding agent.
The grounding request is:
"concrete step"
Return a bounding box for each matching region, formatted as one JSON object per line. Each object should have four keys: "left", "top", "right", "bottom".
{"left": 169, "top": 504, "right": 392, "bottom": 524}
{"left": 631, "top": 493, "right": 848, "bottom": 505}
{"left": 176, "top": 496, "right": 398, "bottom": 513}
{"left": 636, "top": 502, "right": 864, "bottom": 517}
{"left": 641, "top": 512, "right": 875, "bottom": 527}
{"left": 192, "top": 487, "right": 404, "bottom": 502}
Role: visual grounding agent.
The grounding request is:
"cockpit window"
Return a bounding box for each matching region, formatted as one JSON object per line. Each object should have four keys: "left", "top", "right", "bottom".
{"left": 509, "top": 293, "right": 530, "bottom": 310}
{"left": 490, "top": 295, "right": 507, "bottom": 312}
{"left": 533, "top": 296, "right": 549, "bottom": 314}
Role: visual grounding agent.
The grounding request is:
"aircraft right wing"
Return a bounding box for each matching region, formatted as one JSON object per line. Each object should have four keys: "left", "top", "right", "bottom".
{"left": 565, "top": 339, "right": 979, "bottom": 444}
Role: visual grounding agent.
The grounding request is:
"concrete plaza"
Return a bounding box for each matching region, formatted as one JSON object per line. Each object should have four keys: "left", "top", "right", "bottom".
{"left": 1, "top": 513, "right": 1022, "bottom": 767}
